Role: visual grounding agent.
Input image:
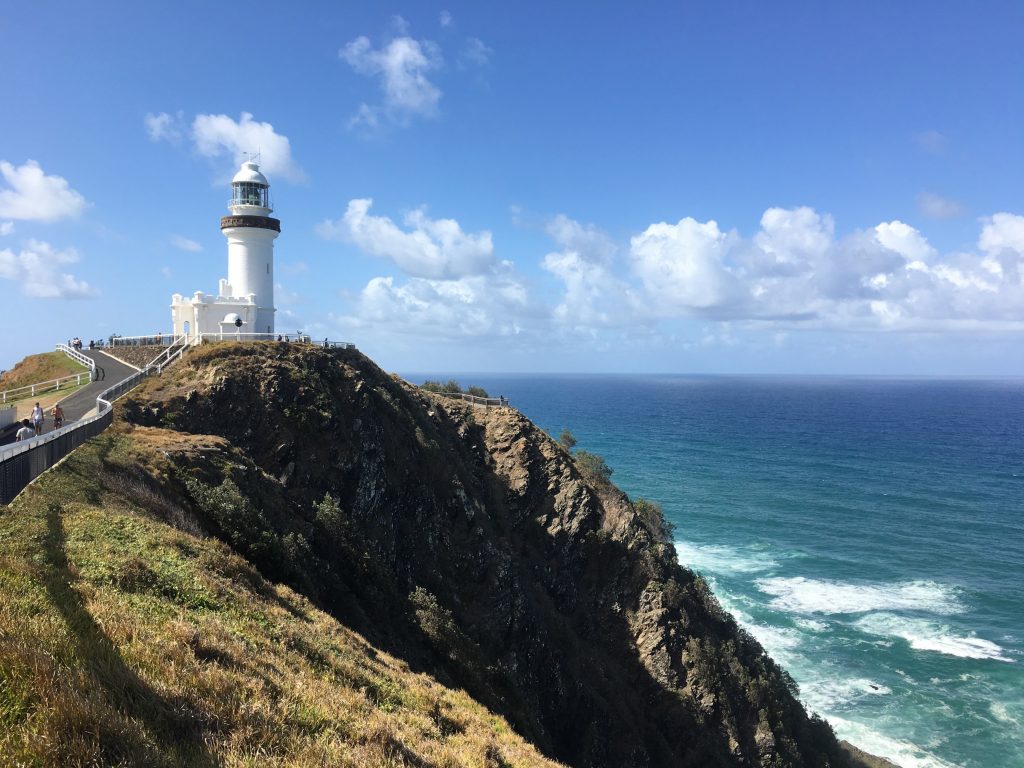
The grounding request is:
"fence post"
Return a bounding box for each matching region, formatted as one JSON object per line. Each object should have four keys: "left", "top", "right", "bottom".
{"left": 31, "top": 385, "right": 35, "bottom": 396}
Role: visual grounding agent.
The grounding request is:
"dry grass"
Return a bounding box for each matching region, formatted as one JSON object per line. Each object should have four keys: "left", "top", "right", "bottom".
{"left": 0, "top": 432, "right": 564, "bottom": 768}
{"left": 0, "top": 351, "right": 89, "bottom": 392}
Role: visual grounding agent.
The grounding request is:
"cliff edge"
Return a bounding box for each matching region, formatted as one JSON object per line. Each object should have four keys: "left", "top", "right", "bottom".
{"left": 2, "top": 342, "right": 886, "bottom": 766}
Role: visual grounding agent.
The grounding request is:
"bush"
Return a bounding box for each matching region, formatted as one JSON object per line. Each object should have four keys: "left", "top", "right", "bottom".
{"left": 557, "top": 429, "right": 577, "bottom": 452}
{"left": 420, "top": 380, "right": 490, "bottom": 398}
{"left": 633, "top": 497, "right": 676, "bottom": 542}
{"left": 574, "top": 450, "right": 613, "bottom": 487}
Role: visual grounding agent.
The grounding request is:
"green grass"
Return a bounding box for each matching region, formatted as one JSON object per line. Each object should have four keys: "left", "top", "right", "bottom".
{"left": 0, "top": 429, "right": 565, "bottom": 767}
{"left": 0, "top": 351, "right": 89, "bottom": 393}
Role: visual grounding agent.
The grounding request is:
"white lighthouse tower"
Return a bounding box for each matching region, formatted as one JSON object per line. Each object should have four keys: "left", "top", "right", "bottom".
{"left": 171, "top": 159, "right": 281, "bottom": 340}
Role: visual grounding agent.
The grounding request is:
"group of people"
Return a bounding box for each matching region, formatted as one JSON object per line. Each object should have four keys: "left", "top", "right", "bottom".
{"left": 15, "top": 402, "right": 64, "bottom": 441}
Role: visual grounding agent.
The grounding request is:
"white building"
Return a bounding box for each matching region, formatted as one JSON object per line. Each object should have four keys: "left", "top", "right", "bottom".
{"left": 170, "top": 160, "right": 280, "bottom": 340}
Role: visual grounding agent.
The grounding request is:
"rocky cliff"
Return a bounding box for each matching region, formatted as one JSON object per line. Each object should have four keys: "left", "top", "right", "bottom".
{"left": 2, "top": 342, "right": 885, "bottom": 766}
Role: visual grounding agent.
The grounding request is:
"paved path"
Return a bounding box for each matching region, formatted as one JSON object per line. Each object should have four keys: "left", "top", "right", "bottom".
{"left": 56, "top": 351, "right": 138, "bottom": 423}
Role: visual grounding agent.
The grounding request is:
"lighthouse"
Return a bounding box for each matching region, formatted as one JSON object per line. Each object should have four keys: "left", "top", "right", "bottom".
{"left": 170, "top": 159, "right": 281, "bottom": 340}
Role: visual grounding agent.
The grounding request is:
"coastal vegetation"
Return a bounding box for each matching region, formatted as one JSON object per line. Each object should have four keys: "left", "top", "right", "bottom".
{"left": 0, "top": 343, "right": 884, "bottom": 767}
{"left": 420, "top": 379, "right": 490, "bottom": 398}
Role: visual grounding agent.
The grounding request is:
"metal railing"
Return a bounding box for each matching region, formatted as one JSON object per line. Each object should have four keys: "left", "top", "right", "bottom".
{"left": 440, "top": 392, "right": 510, "bottom": 408}
{"left": 0, "top": 363, "right": 150, "bottom": 505}
{"left": 56, "top": 343, "right": 97, "bottom": 375}
{"left": 194, "top": 333, "right": 356, "bottom": 349}
{"left": 108, "top": 334, "right": 174, "bottom": 347}
{"left": 147, "top": 335, "right": 189, "bottom": 373}
{"left": 0, "top": 371, "right": 92, "bottom": 404}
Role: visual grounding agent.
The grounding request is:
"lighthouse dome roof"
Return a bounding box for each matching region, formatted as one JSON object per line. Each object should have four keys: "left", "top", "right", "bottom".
{"left": 232, "top": 161, "right": 269, "bottom": 186}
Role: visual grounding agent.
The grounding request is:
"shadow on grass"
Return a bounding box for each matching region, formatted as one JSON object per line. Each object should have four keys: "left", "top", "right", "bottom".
{"left": 42, "top": 501, "right": 216, "bottom": 766}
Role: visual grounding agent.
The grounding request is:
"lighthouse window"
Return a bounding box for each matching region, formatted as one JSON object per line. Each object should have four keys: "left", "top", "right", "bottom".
{"left": 266, "top": 263, "right": 269, "bottom": 274}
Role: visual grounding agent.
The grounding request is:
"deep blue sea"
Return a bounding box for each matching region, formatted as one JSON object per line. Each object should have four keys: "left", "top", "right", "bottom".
{"left": 407, "top": 374, "right": 1024, "bottom": 768}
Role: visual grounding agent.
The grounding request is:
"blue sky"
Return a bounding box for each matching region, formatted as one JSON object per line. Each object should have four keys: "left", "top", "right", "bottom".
{"left": 2, "top": 1, "right": 1023, "bottom": 374}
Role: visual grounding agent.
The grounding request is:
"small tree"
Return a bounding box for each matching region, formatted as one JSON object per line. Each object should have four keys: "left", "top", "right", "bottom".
{"left": 574, "top": 449, "right": 613, "bottom": 487}
{"left": 557, "top": 428, "right": 577, "bottom": 452}
{"left": 466, "top": 385, "right": 489, "bottom": 398}
{"left": 634, "top": 497, "right": 676, "bottom": 542}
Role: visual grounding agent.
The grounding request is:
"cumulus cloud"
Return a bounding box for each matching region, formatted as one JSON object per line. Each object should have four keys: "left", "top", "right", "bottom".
{"left": 919, "top": 192, "right": 965, "bottom": 220}
{"left": 632, "top": 216, "right": 740, "bottom": 312}
{"left": 440, "top": 10, "right": 453, "bottom": 27}
{"left": 145, "top": 111, "right": 184, "bottom": 143}
{"left": 0, "top": 160, "right": 88, "bottom": 222}
{"left": 340, "top": 271, "right": 529, "bottom": 339}
{"left": 318, "top": 198, "right": 495, "bottom": 279}
{"left": 0, "top": 239, "right": 95, "bottom": 298}
{"left": 341, "top": 33, "right": 443, "bottom": 125}
{"left": 622, "top": 206, "right": 1024, "bottom": 331}
{"left": 323, "top": 198, "right": 536, "bottom": 338}
{"left": 542, "top": 215, "right": 640, "bottom": 328}
{"left": 171, "top": 234, "right": 201, "bottom": 252}
{"left": 191, "top": 112, "right": 305, "bottom": 183}
{"left": 0, "top": 222, "right": 12, "bottom": 236}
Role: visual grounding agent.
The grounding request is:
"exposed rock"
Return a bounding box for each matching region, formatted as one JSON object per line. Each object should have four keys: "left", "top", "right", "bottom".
{"left": 117, "top": 341, "right": 880, "bottom": 767}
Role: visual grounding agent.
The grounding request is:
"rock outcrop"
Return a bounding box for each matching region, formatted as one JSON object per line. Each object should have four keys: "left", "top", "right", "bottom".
{"left": 112, "top": 342, "right": 873, "bottom": 767}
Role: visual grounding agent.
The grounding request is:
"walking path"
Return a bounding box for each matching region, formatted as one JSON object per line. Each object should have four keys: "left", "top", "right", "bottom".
{"left": 55, "top": 351, "right": 138, "bottom": 423}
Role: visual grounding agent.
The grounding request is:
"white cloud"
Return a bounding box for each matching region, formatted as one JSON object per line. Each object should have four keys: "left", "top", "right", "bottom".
{"left": 339, "top": 270, "right": 529, "bottom": 339}
{"left": 192, "top": 112, "right": 305, "bottom": 183}
{"left": 631, "top": 216, "right": 739, "bottom": 312}
{"left": 875, "top": 220, "right": 935, "bottom": 262}
{"left": 0, "top": 222, "right": 12, "bottom": 236}
{"left": 279, "top": 260, "right": 309, "bottom": 276}
{"left": 978, "top": 213, "right": 1024, "bottom": 256}
{"left": 341, "top": 34, "right": 442, "bottom": 123}
{"left": 542, "top": 215, "right": 638, "bottom": 328}
{"left": 145, "top": 111, "right": 184, "bottom": 143}
{"left": 171, "top": 234, "right": 201, "bottom": 252}
{"left": 461, "top": 37, "right": 492, "bottom": 68}
{"left": 919, "top": 192, "right": 965, "bottom": 220}
{"left": 318, "top": 198, "right": 495, "bottom": 279}
{"left": 0, "top": 239, "right": 95, "bottom": 298}
{"left": 440, "top": 10, "right": 453, "bottom": 27}
{"left": 0, "top": 160, "right": 88, "bottom": 222}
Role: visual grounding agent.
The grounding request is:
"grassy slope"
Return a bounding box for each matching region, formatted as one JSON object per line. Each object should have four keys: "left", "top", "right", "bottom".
{"left": 0, "top": 428, "right": 564, "bottom": 768}
{"left": 0, "top": 351, "right": 89, "bottom": 392}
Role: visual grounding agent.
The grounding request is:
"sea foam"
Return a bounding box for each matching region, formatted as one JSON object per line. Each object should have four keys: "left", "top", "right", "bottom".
{"left": 826, "top": 715, "right": 963, "bottom": 768}
{"left": 855, "top": 613, "right": 1014, "bottom": 663}
{"left": 674, "top": 540, "right": 778, "bottom": 575}
{"left": 754, "top": 576, "right": 964, "bottom": 615}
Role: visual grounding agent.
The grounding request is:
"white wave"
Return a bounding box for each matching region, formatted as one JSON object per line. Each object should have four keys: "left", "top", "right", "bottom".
{"left": 827, "top": 715, "right": 963, "bottom": 768}
{"left": 802, "top": 677, "right": 891, "bottom": 712}
{"left": 855, "top": 613, "right": 1014, "bottom": 663}
{"left": 990, "top": 701, "right": 1021, "bottom": 726}
{"left": 794, "top": 617, "right": 829, "bottom": 632}
{"left": 675, "top": 540, "right": 778, "bottom": 575}
{"left": 754, "top": 576, "right": 964, "bottom": 615}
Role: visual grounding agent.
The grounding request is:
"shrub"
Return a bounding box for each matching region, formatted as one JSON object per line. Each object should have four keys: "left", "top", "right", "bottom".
{"left": 420, "top": 380, "right": 490, "bottom": 398}
{"left": 574, "top": 450, "right": 613, "bottom": 487}
{"left": 633, "top": 497, "right": 676, "bottom": 542}
{"left": 557, "top": 429, "right": 577, "bottom": 452}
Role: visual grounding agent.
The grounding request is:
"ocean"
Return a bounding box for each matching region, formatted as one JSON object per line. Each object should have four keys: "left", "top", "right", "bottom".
{"left": 408, "top": 374, "right": 1024, "bottom": 768}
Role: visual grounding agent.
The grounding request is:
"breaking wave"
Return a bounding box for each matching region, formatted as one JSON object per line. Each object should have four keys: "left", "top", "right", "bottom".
{"left": 855, "top": 613, "right": 1014, "bottom": 663}
{"left": 754, "top": 576, "right": 964, "bottom": 616}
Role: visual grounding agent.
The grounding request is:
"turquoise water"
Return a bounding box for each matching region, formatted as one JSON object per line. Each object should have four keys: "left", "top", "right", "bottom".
{"left": 412, "top": 374, "right": 1024, "bottom": 768}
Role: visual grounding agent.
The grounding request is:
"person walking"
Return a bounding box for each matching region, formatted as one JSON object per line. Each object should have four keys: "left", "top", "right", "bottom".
{"left": 31, "top": 402, "right": 44, "bottom": 435}
{"left": 51, "top": 403, "right": 64, "bottom": 429}
{"left": 16, "top": 419, "right": 34, "bottom": 442}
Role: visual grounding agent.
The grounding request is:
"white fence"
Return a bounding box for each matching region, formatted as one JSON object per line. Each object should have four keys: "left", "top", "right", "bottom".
{"left": 0, "top": 371, "right": 92, "bottom": 404}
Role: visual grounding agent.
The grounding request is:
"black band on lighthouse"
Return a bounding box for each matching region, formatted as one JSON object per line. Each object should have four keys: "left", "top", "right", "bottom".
{"left": 220, "top": 215, "right": 281, "bottom": 232}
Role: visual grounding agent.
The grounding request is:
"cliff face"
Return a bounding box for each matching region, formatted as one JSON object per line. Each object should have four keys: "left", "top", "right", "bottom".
{"left": 112, "top": 342, "right": 860, "bottom": 768}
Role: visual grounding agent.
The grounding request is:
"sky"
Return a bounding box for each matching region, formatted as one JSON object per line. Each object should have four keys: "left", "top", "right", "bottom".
{"left": 2, "top": 1, "right": 1023, "bottom": 375}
